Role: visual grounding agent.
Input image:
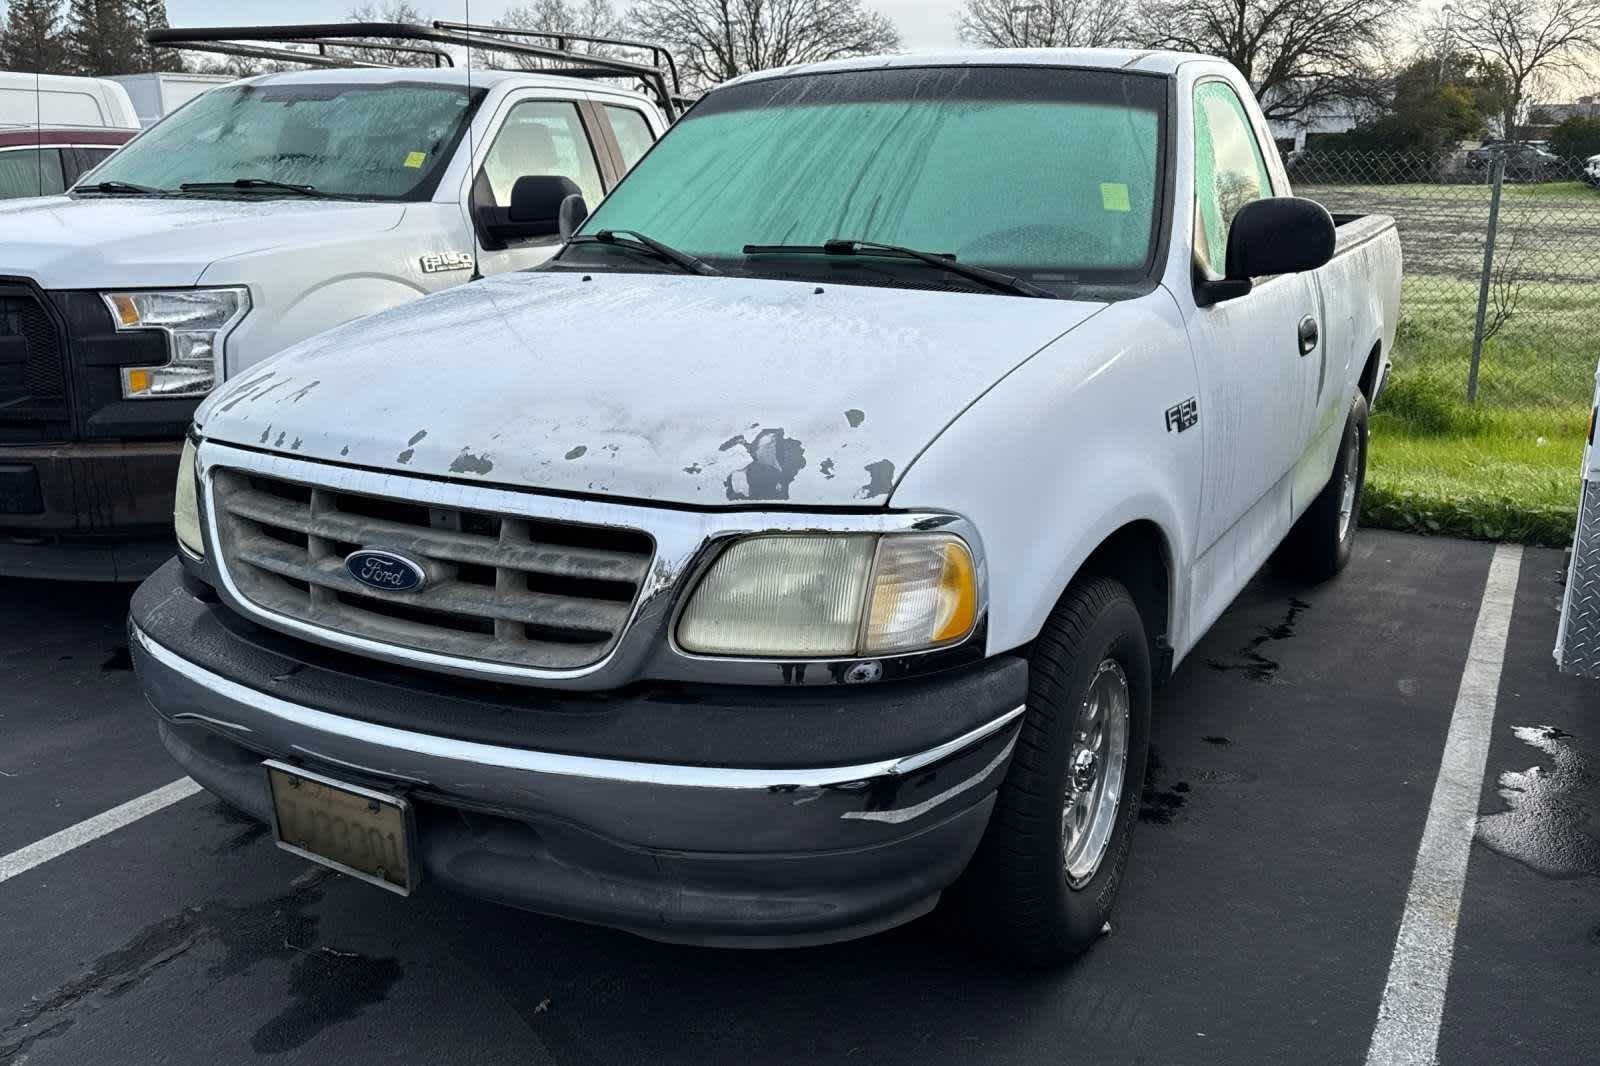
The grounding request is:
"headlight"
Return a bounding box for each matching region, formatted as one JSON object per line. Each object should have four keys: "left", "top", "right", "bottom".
{"left": 677, "top": 532, "right": 979, "bottom": 658}
{"left": 103, "top": 288, "right": 250, "bottom": 399}
{"left": 175, "top": 436, "right": 203, "bottom": 557}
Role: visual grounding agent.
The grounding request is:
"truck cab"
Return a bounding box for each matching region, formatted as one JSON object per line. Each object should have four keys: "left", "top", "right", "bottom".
{"left": 0, "top": 25, "right": 673, "bottom": 580}
{"left": 131, "top": 48, "right": 1401, "bottom": 964}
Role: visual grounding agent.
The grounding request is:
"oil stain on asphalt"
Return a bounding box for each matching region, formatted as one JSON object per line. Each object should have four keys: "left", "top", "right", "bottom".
{"left": 1139, "top": 749, "right": 1191, "bottom": 825}
{"left": 1205, "top": 598, "right": 1312, "bottom": 682}
{"left": 1476, "top": 725, "right": 1600, "bottom": 879}
{"left": 0, "top": 868, "right": 403, "bottom": 1061}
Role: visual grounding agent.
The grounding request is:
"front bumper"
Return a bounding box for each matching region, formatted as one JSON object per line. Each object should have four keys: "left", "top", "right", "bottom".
{"left": 130, "top": 564, "right": 1028, "bottom": 946}
{"left": 0, "top": 440, "right": 179, "bottom": 580}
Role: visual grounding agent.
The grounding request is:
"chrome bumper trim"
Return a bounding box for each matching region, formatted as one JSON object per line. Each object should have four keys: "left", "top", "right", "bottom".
{"left": 133, "top": 624, "right": 1025, "bottom": 791}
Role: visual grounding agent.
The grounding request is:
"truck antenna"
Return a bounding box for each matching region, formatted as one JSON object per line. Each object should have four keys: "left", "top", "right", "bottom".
{"left": 464, "top": 0, "right": 482, "bottom": 282}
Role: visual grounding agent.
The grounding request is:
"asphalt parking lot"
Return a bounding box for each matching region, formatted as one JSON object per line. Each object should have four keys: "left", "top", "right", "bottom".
{"left": 2, "top": 529, "right": 1596, "bottom": 1065}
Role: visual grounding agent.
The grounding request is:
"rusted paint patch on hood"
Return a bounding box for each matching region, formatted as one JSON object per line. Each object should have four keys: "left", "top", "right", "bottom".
{"left": 721, "top": 428, "right": 806, "bottom": 501}
{"left": 857, "top": 459, "right": 895, "bottom": 499}
{"left": 449, "top": 448, "right": 494, "bottom": 475}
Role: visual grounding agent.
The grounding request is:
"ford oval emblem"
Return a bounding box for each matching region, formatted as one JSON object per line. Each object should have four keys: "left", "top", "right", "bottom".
{"left": 344, "top": 549, "right": 426, "bottom": 593}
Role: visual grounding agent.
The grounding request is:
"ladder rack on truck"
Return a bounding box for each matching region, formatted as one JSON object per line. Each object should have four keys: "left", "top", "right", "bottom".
{"left": 146, "top": 20, "right": 686, "bottom": 119}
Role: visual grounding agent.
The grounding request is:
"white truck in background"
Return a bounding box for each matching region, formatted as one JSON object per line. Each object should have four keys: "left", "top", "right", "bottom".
{"left": 0, "top": 21, "right": 676, "bottom": 580}
{"left": 109, "top": 72, "right": 236, "bottom": 128}
{"left": 0, "top": 70, "right": 139, "bottom": 130}
{"left": 131, "top": 48, "right": 1401, "bottom": 965}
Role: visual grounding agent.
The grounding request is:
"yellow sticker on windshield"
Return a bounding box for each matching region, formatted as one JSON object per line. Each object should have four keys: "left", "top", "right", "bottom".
{"left": 1100, "top": 183, "right": 1131, "bottom": 212}
{"left": 404, "top": 151, "right": 427, "bottom": 169}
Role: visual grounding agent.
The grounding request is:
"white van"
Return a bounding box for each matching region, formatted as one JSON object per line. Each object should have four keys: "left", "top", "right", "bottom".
{"left": 109, "top": 72, "right": 235, "bottom": 128}
{"left": 0, "top": 71, "right": 140, "bottom": 130}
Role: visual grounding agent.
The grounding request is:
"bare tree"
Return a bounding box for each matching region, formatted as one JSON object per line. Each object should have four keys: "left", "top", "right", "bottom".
{"left": 1134, "top": 0, "right": 1408, "bottom": 121}
{"left": 488, "top": 0, "right": 626, "bottom": 70}
{"left": 627, "top": 0, "right": 900, "bottom": 90}
{"left": 342, "top": 1, "right": 438, "bottom": 67}
{"left": 957, "top": 0, "right": 1133, "bottom": 48}
{"left": 1443, "top": 0, "right": 1600, "bottom": 136}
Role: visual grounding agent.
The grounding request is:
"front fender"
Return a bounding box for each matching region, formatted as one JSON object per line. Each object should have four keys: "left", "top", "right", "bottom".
{"left": 890, "top": 294, "right": 1204, "bottom": 658}
{"left": 221, "top": 272, "right": 429, "bottom": 377}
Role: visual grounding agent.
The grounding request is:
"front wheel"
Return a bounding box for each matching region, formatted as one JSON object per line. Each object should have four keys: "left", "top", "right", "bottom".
{"left": 949, "top": 577, "right": 1152, "bottom": 967}
{"left": 1276, "top": 391, "right": 1369, "bottom": 581}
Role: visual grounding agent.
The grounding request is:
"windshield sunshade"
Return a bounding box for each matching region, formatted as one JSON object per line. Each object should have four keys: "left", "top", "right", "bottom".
{"left": 573, "top": 66, "right": 1168, "bottom": 291}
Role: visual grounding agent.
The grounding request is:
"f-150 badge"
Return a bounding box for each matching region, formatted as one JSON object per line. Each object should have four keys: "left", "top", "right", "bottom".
{"left": 1165, "top": 397, "right": 1198, "bottom": 433}
{"left": 420, "top": 251, "right": 474, "bottom": 273}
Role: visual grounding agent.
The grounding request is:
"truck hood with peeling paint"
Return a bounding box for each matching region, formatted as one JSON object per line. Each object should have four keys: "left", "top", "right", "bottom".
{"left": 195, "top": 270, "right": 1105, "bottom": 507}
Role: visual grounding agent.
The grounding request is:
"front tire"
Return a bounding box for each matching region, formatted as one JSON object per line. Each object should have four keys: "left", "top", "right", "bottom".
{"left": 950, "top": 577, "right": 1152, "bottom": 967}
{"left": 1277, "top": 391, "right": 1369, "bottom": 581}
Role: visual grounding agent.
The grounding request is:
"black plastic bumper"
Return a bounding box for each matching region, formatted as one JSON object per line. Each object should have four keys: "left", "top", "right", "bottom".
{"left": 130, "top": 561, "right": 1029, "bottom": 946}
{"left": 0, "top": 440, "right": 180, "bottom": 581}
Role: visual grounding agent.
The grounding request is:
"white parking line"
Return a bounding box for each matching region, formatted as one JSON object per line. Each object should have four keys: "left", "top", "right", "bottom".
{"left": 0, "top": 777, "right": 202, "bottom": 886}
{"left": 1365, "top": 543, "right": 1523, "bottom": 1066}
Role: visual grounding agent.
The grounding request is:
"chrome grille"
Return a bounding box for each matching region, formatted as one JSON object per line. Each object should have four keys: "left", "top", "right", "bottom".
{"left": 211, "top": 468, "right": 654, "bottom": 670}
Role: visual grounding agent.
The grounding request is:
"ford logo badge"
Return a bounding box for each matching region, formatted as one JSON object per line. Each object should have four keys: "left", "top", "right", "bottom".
{"left": 345, "top": 549, "right": 426, "bottom": 594}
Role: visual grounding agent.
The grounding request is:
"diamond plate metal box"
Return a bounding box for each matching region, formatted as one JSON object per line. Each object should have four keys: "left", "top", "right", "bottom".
{"left": 1558, "top": 478, "right": 1600, "bottom": 679}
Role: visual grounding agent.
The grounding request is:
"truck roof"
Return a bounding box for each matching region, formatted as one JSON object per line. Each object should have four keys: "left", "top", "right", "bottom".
{"left": 727, "top": 47, "right": 1206, "bottom": 87}
{"left": 238, "top": 65, "right": 655, "bottom": 101}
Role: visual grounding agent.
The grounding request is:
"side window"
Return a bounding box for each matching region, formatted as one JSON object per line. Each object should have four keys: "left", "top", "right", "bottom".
{"left": 67, "top": 147, "right": 116, "bottom": 185}
{"left": 0, "top": 149, "right": 66, "bottom": 200}
{"left": 1192, "top": 82, "right": 1273, "bottom": 278}
{"left": 480, "top": 100, "right": 603, "bottom": 208}
{"left": 602, "top": 105, "right": 655, "bottom": 171}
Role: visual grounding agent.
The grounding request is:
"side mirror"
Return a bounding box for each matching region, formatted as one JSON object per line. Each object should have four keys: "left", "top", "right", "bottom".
{"left": 1198, "top": 196, "right": 1336, "bottom": 305}
{"left": 477, "top": 175, "right": 582, "bottom": 249}
{"left": 558, "top": 192, "right": 588, "bottom": 241}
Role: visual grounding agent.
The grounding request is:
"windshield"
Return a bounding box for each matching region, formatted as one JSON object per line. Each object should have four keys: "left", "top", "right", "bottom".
{"left": 80, "top": 80, "right": 482, "bottom": 200}
{"left": 570, "top": 66, "right": 1167, "bottom": 292}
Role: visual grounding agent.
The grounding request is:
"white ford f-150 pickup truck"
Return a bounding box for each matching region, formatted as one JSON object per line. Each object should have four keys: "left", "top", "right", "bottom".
{"left": 0, "top": 21, "right": 671, "bottom": 580}
{"left": 130, "top": 48, "right": 1400, "bottom": 965}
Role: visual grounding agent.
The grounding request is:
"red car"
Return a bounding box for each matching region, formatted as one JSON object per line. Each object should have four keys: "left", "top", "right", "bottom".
{"left": 0, "top": 127, "right": 135, "bottom": 199}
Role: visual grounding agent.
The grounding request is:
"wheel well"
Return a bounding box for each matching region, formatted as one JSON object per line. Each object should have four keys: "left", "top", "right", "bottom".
{"left": 1075, "top": 521, "right": 1173, "bottom": 682}
{"left": 1358, "top": 341, "right": 1384, "bottom": 402}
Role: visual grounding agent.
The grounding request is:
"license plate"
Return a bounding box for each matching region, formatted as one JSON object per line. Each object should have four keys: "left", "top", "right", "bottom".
{"left": 265, "top": 760, "right": 416, "bottom": 895}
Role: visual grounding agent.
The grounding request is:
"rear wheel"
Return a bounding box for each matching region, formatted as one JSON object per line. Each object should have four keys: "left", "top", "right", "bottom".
{"left": 950, "top": 577, "right": 1152, "bottom": 967}
{"left": 1277, "top": 392, "right": 1368, "bottom": 581}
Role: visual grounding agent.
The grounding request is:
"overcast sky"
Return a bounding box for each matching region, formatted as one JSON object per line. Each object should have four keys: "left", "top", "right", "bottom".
{"left": 165, "top": 1, "right": 970, "bottom": 51}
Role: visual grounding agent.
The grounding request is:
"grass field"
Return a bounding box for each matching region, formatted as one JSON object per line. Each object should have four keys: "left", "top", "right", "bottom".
{"left": 1291, "top": 170, "right": 1597, "bottom": 546}
{"left": 1361, "top": 278, "right": 1594, "bottom": 546}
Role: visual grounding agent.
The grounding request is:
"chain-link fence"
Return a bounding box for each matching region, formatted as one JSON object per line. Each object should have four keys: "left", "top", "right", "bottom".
{"left": 1290, "top": 149, "right": 1600, "bottom": 411}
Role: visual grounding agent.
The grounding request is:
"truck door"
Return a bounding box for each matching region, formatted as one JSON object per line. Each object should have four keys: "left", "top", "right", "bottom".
{"left": 470, "top": 97, "right": 611, "bottom": 276}
{"left": 1183, "top": 79, "right": 1322, "bottom": 599}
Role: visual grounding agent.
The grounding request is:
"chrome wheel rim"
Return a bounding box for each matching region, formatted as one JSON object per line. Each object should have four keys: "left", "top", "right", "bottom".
{"left": 1062, "top": 658, "right": 1130, "bottom": 889}
{"left": 1338, "top": 428, "right": 1362, "bottom": 540}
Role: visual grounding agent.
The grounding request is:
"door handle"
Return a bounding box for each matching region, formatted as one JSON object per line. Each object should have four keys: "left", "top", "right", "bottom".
{"left": 1297, "top": 316, "right": 1319, "bottom": 356}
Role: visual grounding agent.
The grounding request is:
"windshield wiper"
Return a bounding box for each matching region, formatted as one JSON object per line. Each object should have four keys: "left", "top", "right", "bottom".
{"left": 75, "top": 180, "right": 167, "bottom": 195}
{"left": 567, "top": 229, "right": 720, "bottom": 276}
{"left": 742, "top": 238, "right": 1056, "bottom": 299}
{"left": 179, "top": 178, "right": 321, "bottom": 196}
